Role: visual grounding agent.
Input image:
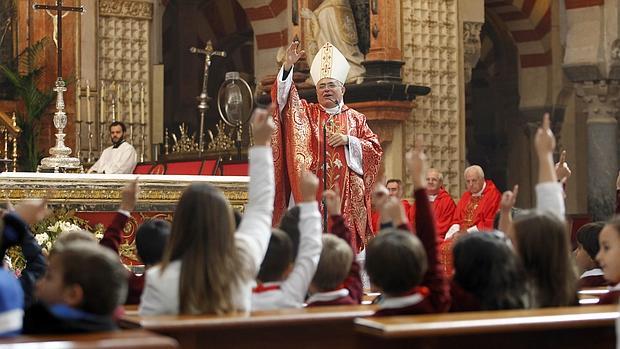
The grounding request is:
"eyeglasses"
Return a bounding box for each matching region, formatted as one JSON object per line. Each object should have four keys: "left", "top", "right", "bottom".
{"left": 317, "top": 82, "right": 341, "bottom": 90}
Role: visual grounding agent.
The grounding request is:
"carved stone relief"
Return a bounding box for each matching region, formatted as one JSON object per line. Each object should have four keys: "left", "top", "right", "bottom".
{"left": 463, "top": 21, "right": 483, "bottom": 84}
{"left": 402, "top": 0, "right": 462, "bottom": 196}
{"left": 98, "top": 0, "right": 152, "bottom": 159}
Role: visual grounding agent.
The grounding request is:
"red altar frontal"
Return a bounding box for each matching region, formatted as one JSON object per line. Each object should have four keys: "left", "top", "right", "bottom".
{"left": 0, "top": 172, "right": 249, "bottom": 266}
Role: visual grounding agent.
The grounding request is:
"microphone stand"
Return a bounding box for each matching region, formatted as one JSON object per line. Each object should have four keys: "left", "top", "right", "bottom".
{"left": 323, "top": 116, "right": 328, "bottom": 233}
{"left": 322, "top": 98, "right": 339, "bottom": 233}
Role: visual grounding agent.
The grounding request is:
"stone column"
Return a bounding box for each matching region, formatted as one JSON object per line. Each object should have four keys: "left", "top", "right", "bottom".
{"left": 575, "top": 81, "right": 619, "bottom": 220}
{"left": 363, "top": 0, "right": 403, "bottom": 82}
{"left": 463, "top": 21, "right": 483, "bottom": 84}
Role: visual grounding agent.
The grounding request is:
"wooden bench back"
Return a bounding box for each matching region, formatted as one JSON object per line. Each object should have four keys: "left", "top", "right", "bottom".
{"left": 354, "top": 305, "right": 619, "bottom": 349}
{"left": 0, "top": 329, "right": 179, "bottom": 348}
{"left": 122, "top": 305, "right": 377, "bottom": 349}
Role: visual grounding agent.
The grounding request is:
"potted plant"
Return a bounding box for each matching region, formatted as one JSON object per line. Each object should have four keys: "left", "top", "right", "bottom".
{"left": 0, "top": 37, "right": 56, "bottom": 171}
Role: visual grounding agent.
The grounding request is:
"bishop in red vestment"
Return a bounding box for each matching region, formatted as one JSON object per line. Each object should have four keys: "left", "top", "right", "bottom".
{"left": 440, "top": 165, "right": 501, "bottom": 275}
{"left": 409, "top": 168, "right": 456, "bottom": 239}
{"left": 271, "top": 41, "right": 382, "bottom": 252}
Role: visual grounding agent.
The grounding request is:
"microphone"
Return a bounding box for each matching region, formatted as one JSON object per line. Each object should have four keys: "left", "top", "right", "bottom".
{"left": 189, "top": 46, "right": 227, "bottom": 57}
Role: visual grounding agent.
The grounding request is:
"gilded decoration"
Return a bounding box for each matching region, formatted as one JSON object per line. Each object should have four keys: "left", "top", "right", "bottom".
{"left": 99, "top": 0, "right": 153, "bottom": 19}
{"left": 0, "top": 173, "right": 248, "bottom": 206}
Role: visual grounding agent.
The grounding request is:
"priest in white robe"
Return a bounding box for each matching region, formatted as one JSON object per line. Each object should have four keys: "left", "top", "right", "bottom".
{"left": 89, "top": 121, "right": 137, "bottom": 174}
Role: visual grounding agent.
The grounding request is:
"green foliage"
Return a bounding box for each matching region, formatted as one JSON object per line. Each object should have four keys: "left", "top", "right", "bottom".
{"left": 0, "top": 37, "right": 56, "bottom": 171}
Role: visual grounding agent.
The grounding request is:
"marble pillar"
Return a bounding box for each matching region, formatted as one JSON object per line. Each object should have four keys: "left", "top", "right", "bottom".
{"left": 576, "top": 81, "right": 619, "bottom": 220}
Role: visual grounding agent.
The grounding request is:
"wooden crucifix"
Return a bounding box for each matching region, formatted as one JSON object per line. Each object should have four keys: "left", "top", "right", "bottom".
{"left": 33, "top": 0, "right": 83, "bottom": 78}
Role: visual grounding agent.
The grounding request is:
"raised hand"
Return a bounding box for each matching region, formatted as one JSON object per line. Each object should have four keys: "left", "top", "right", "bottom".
{"left": 500, "top": 185, "right": 519, "bottom": 213}
{"left": 371, "top": 183, "right": 389, "bottom": 211}
{"left": 383, "top": 196, "right": 408, "bottom": 227}
{"left": 14, "top": 199, "right": 49, "bottom": 226}
{"left": 534, "top": 113, "right": 556, "bottom": 156}
{"left": 251, "top": 107, "right": 275, "bottom": 146}
{"left": 284, "top": 40, "right": 305, "bottom": 71}
{"left": 555, "top": 150, "right": 572, "bottom": 182}
{"left": 406, "top": 135, "right": 427, "bottom": 189}
{"left": 300, "top": 171, "right": 319, "bottom": 203}
{"left": 323, "top": 187, "right": 341, "bottom": 216}
{"left": 120, "top": 179, "right": 139, "bottom": 212}
{"left": 534, "top": 113, "right": 558, "bottom": 183}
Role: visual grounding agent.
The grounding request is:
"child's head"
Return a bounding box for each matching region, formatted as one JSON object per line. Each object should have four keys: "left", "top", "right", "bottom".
{"left": 311, "top": 234, "right": 353, "bottom": 292}
{"left": 596, "top": 216, "right": 620, "bottom": 284}
{"left": 453, "top": 232, "right": 525, "bottom": 310}
{"left": 279, "top": 206, "right": 301, "bottom": 259}
{"left": 257, "top": 229, "right": 293, "bottom": 283}
{"left": 574, "top": 222, "right": 605, "bottom": 273}
{"left": 55, "top": 230, "right": 97, "bottom": 245}
{"left": 512, "top": 210, "right": 577, "bottom": 307}
{"left": 366, "top": 229, "right": 427, "bottom": 296}
{"left": 36, "top": 241, "right": 128, "bottom": 316}
{"left": 161, "top": 183, "right": 244, "bottom": 314}
{"left": 136, "top": 219, "right": 171, "bottom": 266}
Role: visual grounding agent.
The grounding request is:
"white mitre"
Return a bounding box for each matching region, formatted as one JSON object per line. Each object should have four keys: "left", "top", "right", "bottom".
{"left": 310, "top": 42, "right": 350, "bottom": 85}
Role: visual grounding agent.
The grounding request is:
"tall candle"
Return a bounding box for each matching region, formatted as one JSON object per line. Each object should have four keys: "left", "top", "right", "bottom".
{"left": 116, "top": 83, "right": 122, "bottom": 121}
{"left": 129, "top": 82, "right": 134, "bottom": 124}
{"left": 76, "top": 79, "right": 81, "bottom": 122}
{"left": 140, "top": 83, "right": 145, "bottom": 124}
{"left": 86, "top": 80, "right": 91, "bottom": 122}
{"left": 100, "top": 81, "right": 106, "bottom": 123}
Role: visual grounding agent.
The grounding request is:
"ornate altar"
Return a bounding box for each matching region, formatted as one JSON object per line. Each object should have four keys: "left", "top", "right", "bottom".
{"left": 0, "top": 172, "right": 248, "bottom": 264}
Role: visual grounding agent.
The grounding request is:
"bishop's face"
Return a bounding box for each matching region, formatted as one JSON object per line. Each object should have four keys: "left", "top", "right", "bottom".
{"left": 316, "top": 78, "right": 345, "bottom": 109}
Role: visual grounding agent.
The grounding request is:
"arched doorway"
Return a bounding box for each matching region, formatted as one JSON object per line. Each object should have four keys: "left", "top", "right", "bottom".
{"left": 163, "top": 0, "right": 254, "bottom": 146}
{"left": 466, "top": 11, "right": 519, "bottom": 193}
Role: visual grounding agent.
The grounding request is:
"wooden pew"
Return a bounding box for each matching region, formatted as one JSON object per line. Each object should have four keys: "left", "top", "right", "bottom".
{"left": 0, "top": 329, "right": 179, "bottom": 348}
{"left": 122, "top": 305, "right": 376, "bottom": 349}
{"left": 354, "top": 305, "right": 619, "bottom": 349}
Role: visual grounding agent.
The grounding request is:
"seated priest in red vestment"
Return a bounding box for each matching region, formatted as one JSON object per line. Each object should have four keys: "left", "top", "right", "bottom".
{"left": 409, "top": 168, "right": 456, "bottom": 239}
{"left": 439, "top": 165, "right": 501, "bottom": 275}
{"left": 271, "top": 41, "right": 383, "bottom": 253}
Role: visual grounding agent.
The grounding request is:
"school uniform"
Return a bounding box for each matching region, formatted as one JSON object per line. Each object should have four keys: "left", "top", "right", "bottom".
{"left": 578, "top": 268, "right": 610, "bottom": 289}
{"left": 306, "top": 214, "right": 363, "bottom": 308}
{"left": 252, "top": 202, "right": 322, "bottom": 310}
{"left": 23, "top": 303, "right": 117, "bottom": 334}
{"left": 374, "top": 189, "right": 450, "bottom": 317}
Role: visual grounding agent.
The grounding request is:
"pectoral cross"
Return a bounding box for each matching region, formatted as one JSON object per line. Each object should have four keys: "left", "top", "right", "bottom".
{"left": 33, "top": 0, "right": 84, "bottom": 78}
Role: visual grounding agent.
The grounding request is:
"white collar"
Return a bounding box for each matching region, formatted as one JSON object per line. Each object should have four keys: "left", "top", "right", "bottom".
{"left": 428, "top": 194, "right": 438, "bottom": 202}
{"left": 472, "top": 181, "right": 487, "bottom": 197}
{"left": 306, "top": 288, "right": 350, "bottom": 304}
{"left": 378, "top": 292, "right": 424, "bottom": 309}
{"left": 323, "top": 100, "right": 344, "bottom": 115}
{"left": 580, "top": 268, "right": 604, "bottom": 279}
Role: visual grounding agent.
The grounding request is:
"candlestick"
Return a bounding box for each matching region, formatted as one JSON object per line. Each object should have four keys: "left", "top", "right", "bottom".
{"left": 86, "top": 80, "right": 91, "bottom": 123}
{"left": 100, "top": 81, "right": 106, "bottom": 123}
{"left": 117, "top": 83, "right": 123, "bottom": 121}
{"left": 140, "top": 82, "right": 145, "bottom": 124}
{"left": 129, "top": 82, "right": 134, "bottom": 124}
{"left": 76, "top": 79, "right": 81, "bottom": 122}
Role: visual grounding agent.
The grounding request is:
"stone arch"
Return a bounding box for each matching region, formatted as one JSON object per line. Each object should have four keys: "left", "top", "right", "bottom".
{"left": 484, "top": 0, "right": 553, "bottom": 109}
{"left": 466, "top": 11, "right": 521, "bottom": 194}
{"left": 236, "top": 0, "right": 290, "bottom": 81}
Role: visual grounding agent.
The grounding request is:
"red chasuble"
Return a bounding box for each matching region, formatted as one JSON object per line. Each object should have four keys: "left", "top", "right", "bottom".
{"left": 439, "top": 180, "right": 501, "bottom": 276}
{"left": 451, "top": 179, "right": 501, "bottom": 231}
{"left": 409, "top": 187, "right": 456, "bottom": 239}
{"left": 270, "top": 84, "right": 382, "bottom": 252}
